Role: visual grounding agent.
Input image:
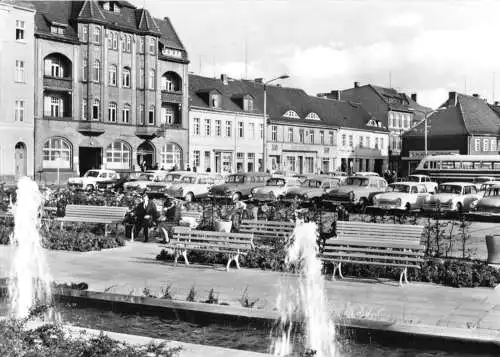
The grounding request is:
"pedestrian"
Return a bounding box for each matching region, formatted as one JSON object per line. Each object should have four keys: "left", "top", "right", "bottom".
{"left": 186, "top": 164, "right": 191, "bottom": 172}
{"left": 133, "top": 192, "right": 159, "bottom": 242}
{"left": 140, "top": 160, "right": 147, "bottom": 172}
{"left": 193, "top": 166, "right": 197, "bottom": 172}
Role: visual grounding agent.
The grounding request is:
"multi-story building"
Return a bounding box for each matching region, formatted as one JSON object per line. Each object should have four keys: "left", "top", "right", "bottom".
{"left": 189, "top": 74, "right": 264, "bottom": 174}
{"left": 402, "top": 92, "right": 500, "bottom": 175}
{"left": 0, "top": 1, "right": 35, "bottom": 183}
{"left": 321, "top": 82, "right": 431, "bottom": 172}
{"left": 28, "top": 0, "right": 189, "bottom": 184}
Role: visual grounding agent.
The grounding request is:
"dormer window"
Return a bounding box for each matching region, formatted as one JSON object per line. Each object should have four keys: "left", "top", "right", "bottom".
{"left": 367, "top": 119, "right": 376, "bottom": 127}
{"left": 50, "top": 25, "right": 65, "bottom": 35}
{"left": 211, "top": 93, "right": 221, "bottom": 108}
{"left": 103, "top": 2, "right": 120, "bottom": 13}
{"left": 283, "top": 110, "right": 300, "bottom": 119}
{"left": 305, "top": 112, "right": 320, "bottom": 121}
{"left": 243, "top": 96, "right": 254, "bottom": 112}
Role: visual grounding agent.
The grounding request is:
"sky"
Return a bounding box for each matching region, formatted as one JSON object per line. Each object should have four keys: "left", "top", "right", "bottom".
{"left": 133, "top": 0, "right": 500, "bottom": 109}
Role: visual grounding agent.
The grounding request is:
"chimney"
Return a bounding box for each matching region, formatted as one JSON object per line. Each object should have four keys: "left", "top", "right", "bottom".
{"left": 330, "top": 90, "right": 340, "bottom": 100}
{"left": 220, "top": 74, "right": 228, "bottom": 85}
{"left": 254, "top": 78, "right": 263, "bottom": 84}
{"left": 472, "top": 93, "right": 479, "bottom": 98}
{"left": 411, "top": 93, "right": 417, "bottom": 102}
{"left": 448, "top": 91, "right": 457, "bottom": 107}
{"left": 354, "top": 81, "right": 360, "bottom": 88}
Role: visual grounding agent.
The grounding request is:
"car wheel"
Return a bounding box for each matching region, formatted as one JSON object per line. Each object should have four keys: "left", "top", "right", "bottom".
{"left": 86, "top": 184, "right": 94, "bottom": 191}
{"left": 185, "top": 192, "right": 194, "bottom": 202}
{"left": 232, "top": 192, "right": 241, "bottom": 202}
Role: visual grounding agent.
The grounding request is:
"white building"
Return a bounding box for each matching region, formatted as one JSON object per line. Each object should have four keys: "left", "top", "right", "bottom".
{"left": 189, "top": 74, "right": 264, "bottom": 174}
{"left": 0, "top": 1, "right": 35, "bottom": 183}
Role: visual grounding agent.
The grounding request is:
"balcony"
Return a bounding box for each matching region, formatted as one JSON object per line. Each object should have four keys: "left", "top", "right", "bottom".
{"left": 77, "top": 121, "right": 105, "bottom": 136}
{"left": 161, "top": 90, "right": 183, "bottom": 104}
{"left": 135, "top": 125, "right": 159, "bottom": 139}
{"left": 43, "top": 76, "right": 72, "bottom": 91}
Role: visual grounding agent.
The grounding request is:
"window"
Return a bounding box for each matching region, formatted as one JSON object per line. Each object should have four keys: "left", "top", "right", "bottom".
{"left": 271, "top": 125, "right": 278, "bottom": 141}
{"left": 215, "top": 120, "right": 221, "bottom": 136}
{"left": 82, "top": 99, "right": 87, "bottom": 120}
{"left": 244, "top": 97, "right": 253, "bottom": 111}
{"left": 50, "top": 25, "right": 64, "bottom": 35}
{"left": 329, "top": 131, "right": 334, "bottom": 145}
{"left": 160, "top": 143, "right": 182, "bottom": 169}
{"left": 283, "top": 110, "right": 300, "bottom": 119}
{"left": 44, "top": 57, "right": 64, "bottom": 78}
{"left": 309, "top": 130, "right": 315, "bottom": 144}
{"left": 491, "top": 139, "right": 497, "bottom": 152}
{"left": 305, "top": 157, "right": 314, "bottom": 173}
{"left": 305, "top": 112, "right": 320, "bottom": 120}
{"left": 138, "top": 105, "right": 144, "bottom": 125}
{"left": 108, "top": 65, "right": 117, "bottom": 86}
{"left": 375, "top": 137, "right": 379, "bottom": 149}
{"left": 82, "top": 25, "right": 88, "bottom": 42}
{"left": 366, "top": 136, "right": 371, "bottom": 148}
{"left": 93, "top": 26, "right": 101, "bottom": 44}
{"left": 139, "top": 68, "right": 144, "bottom": 89}
{"left": 82, "top": 59, "right": 88, "bottom": 81}
{"left": 107, "top": 30, "right": 113, "bottom": 48}
{"left": 93, "top": 60, "right": 101, "bottom": 82}
{"left": 288, "top": 128, "right": 294, "bottom": 142}
{"left": 15, "top": 60, "right": 25, "bottom": 82}
{"left": 162, "top": 106, "right": 174, "bottom": 125}
{"left": 211, "top": 93, "right": 220, "bottom": 108}
{"left": 238, "top": 122, "right": 244, "bottom": 138}
{"left": 193, "top": 118, "right": 200, "bottom": 135}
{"left": 111, "top": 31, "right": 118, "bottom": 49}
{"left": 204, "top": 151, "right": 211, "bottom": 170}
{"left": 320, "top": 131, "right": 324, "bottom": 145}
{"left": 204, "top": 119, "right": 211, "bottom": 136}
{"left": 260, "top": 124, "right": 263, "bottom": 139}
{"left": 92, "top": 99, "right": 100, "bottom": 120}
{"left": 287, "top": 156, "right": 296, "bottom": 172}
{"left": 226, "top": 121, "right": 232, "bottom": 137}
{"left": 122, "top": 104, "right": 130, "bottom": 123}
{"left": 122, "top": 67, "right": 131, "bottom": 88}
{"left": 44, "top": 96, "right": 63, "bottom": 117}
{"left": 149, "top": 37, "right": 156, "bottom": 54}
{"left": 380, "top": 137, "right": 384, "bottom": 149}
{"left": 249, "top": 123, "right": 255, "bottom": 139}
{"left": 139, "top": 37, "right": 145, "bottom": 53}
{"left": 299, "top": 129, "right": 305, "bottom": 143}
{"left": 475, "top": 138, "right": 480, "bottom": 152}
{"left": 148, "top": 69, "right": 155, "bottom": 89}
{"left": 349, "top": 135, "right": 353, "bottom": 147}
{"left": 483, "top": 139, "right": 489, "bottom": 152}
{"left": 106, "top": 141, "right": 131, "bottom": 169}
{"left": 193, "top": 151, "right": 200, "bottom": 167}
{"left": 108, "top": 102, "right": 117, "bottom": 122}
{"left": 359, "top": 136, "right": 364, "bottom": 148}
{"left": 15, "top": 100, "right": 24, "bottom": 122}
{"left": 16, "top": 20, "right": 25, "bottom": 41}
{"left": 42, "top": 137, "right": 72, "bottom": 169}
{"left": 342, "top": 134, "right": 346, "bottom": 147}
{"left": 125, "top": 35, "right": 131, "bottom": 52}
{"left": 148, "top": 106, "right": 155, "bottom": 124}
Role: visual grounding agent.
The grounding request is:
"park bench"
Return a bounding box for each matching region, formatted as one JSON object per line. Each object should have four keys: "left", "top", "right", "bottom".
{"left": 55, "top": 205, "right": 129, "bottom": 237}
{"left": 239, "top": 219, "right": 295, "bottom": 244}
{"left": 321, "top": 221, "right": 425, "bottom": 286}
{"left": 164, "top": 227, "right": 254, "bottom": 271}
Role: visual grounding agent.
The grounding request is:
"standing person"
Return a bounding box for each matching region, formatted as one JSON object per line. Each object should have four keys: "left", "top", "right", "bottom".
{"left": 186, "top": 164, "right": 191, "bottom": 172}
{"left": 133, "top": 192, "right": 159, "bottom": 242}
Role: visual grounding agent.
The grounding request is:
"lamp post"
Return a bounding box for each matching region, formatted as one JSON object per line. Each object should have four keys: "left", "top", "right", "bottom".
{"left": 262, "top": 74, "right": 289, "bottom": 173}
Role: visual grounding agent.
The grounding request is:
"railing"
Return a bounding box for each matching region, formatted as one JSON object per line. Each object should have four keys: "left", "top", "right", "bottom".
{"left": 135, "top": 125, "right": 159, "bottom": 138}
{"left": 43, "top": 76, "right": 72, "bottom": 90}
{"left": 161, "top": 90, "right": 183, "bottom": 104}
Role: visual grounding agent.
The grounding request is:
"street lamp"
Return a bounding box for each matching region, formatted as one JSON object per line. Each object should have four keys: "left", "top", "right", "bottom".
{"left": 262, "top": 74, "right": 289, "bottom": 173}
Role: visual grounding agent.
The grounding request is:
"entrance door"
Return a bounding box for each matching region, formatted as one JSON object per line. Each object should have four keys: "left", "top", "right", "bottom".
{"left": 15, "top": 142, "right": 27, "bottom": 178}
{"left": 79, "top": 147, "right": 102, "bottom": 176}
{"left": 298, "top": 156, "right": 304, "bottom": 175}
{"left": 137, "top": 141, "right": 155, "bottom": 170}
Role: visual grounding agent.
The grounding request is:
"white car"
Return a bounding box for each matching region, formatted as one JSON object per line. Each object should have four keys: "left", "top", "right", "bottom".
{"left": 123, "top": 170, "right": 169, "bottom": 191}
{"left": 422, "top": 182, "right": 481, "bottom": 212}
{"left": 407, "top": 174, "right": 438, "bottom": 193}
{"left": 372, "top": 182, "right": 430, "bottom": 211}
{"left": 165, "top": 173, "right": 224, "bottom": 201}
{"left": 249, "top": 177, "right": 301, "bottom": 201}
{"left": 68, "top": 169, "right": 119, "bottom": 190}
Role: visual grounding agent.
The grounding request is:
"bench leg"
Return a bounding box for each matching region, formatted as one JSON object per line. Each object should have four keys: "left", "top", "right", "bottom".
{"left": 104, "top": 224, "right": 109, "bottom": 237}
{"left": 182, "top": 250, "right": 190, "bottom": 265}
{"left": 226, "top": 253, "right": 241, "bottom": 271}
{"left": 174, "top": 250, "right": 179, "bottom": 266}
{"left": 332, "top": 262, "right": 343, "bottom": 280}
{"left": 399, "top": 267, "right": 409, "bottom": 287}
{"left": 60, "top": 221, "right": 64, "bottom": 230}
{"left": 404, "top": 267, "right": 410, "bottom": 285}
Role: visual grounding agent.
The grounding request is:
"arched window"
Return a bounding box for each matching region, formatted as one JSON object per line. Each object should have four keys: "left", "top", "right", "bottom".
{"left": 282, "top": 110, "right": 300, "bottom": 119}
{"left": 160, "top": 143, "right": 182, "bottom": 170}
{"left": 161, "top": 71, "right": 182, "bottom": 92}
{"left": 93, "top": 60, "right": 101, "bottom": 82}
{"left": 44, "top": 53, "right": 72, "bottom": 78}
{"left": 106, "top": 141, "right": 131, "bottom": 169}
{"left": 122, "top": 67, "right": 131, "bottom": 88}
{"left": 42, "top": 137, "right": 72, "bottom": 168}
{"left": 305, "top": 112, "right": 320, "bottom": 121}
{"left": 108, "top": 64, "right": 117, "bottom": 86}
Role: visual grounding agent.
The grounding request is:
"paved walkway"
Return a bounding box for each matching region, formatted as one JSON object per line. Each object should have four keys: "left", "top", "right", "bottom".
{"left": 1, "top": 241, "right": 500, "bottom": 343}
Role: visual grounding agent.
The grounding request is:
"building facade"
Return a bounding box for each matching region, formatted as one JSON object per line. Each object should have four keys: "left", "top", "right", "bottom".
{"left": 402, "top": 92, "right": 500, "bottom": 175}
{"left": 189, "top": 74, "right": 264, "bottom": 174}
{"left": 0, "top": 1, "right": 35, "bottom": 183}
{"left": 29, "top": 0, "right": 189, "bottom": 184}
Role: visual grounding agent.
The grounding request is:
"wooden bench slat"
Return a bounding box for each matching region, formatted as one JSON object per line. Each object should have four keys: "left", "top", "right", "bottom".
{"left": 321, "top": 252, "right": 424, "bottom": 262}
{"left": 322, "top": 246, "right": 425, "bottom": 257}
{"left": 321, "top": 258, "right": 422, "bottom": 269}
{"left": 325, "top": 239, "right": 424, "bottom": 250}
{"left": 166, "top": 242, "right": 252, "bottom": 250}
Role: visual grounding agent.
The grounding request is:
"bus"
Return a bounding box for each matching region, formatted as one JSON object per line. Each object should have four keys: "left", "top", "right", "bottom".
{"left": 413, "top": 154, "right": 500, "bottom": 183}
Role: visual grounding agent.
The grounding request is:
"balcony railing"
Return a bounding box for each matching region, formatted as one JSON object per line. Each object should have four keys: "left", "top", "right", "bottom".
{"left": 135, "top": 125, "right": 159, "bottom": 139}
{"left": 43, "top": 76, "right": 72, "bottom": 90}
{"left": 43, "top": 115, "right": 73, "bottom": 121}
{"left": 161, "top": 90, "right": 183, "bottom": 104}
{"left": 77, "top": 121, "right": 105, "bottom": 136}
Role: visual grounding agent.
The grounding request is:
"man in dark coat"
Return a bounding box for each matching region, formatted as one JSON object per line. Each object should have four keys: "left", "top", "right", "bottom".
{"left": 133, "top": 192, "right": 159, "bottom": 242}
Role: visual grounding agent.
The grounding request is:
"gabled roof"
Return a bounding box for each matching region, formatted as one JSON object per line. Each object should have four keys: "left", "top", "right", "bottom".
{"left": 136, "top": 8, "right": 161, "bottom": 35}
{"left": 156, "top": 17, "right": 186, "bottom": 51}
{"left": 77, "top": 0, "right": 106, "bottom": 22}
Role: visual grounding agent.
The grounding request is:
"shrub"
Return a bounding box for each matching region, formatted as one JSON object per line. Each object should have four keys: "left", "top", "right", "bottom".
{"left": 204, "top": 288, "right": 219, "bottom": 304}
{"left": 42, "top": 229, "right": 124, "bottom": 252}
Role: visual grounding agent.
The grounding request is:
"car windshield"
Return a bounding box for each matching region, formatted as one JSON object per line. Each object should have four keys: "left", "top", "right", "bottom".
{"left": 438, "top": 185, "right": 462, "bottom": 194}
{"left": 137, "top": 173, "right": 154, "bottom": 181}
{"left": 485, "top": 188, "right": 500, "bottom": 197}
{"left": 84, "top": 171, "right": 99, "bottom": 178}
{"left": 180, "top": 176, "right": 196, "bottom": 184}
{"left": 346, "top": 177, "right": 369, "bottom": 186}
{"left": 301, "top": 179, "right": 322, "bottom": 188}
{"left": 407, "top": 176, "right": 420, "bottom": 182}
{"left": 163, "top": 173, "right": 182, "bottom": 182}
{"left": 267, "top": 178, "right": 285, "bottom": 186}
{"left": 387, "top": 184, "right": 411, "bottom": 193}
{"left": 226, "top": 175, "right": 245, "bottom": 183}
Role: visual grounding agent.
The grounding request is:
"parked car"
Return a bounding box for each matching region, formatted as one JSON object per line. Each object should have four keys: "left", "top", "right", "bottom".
{"left": 354, "top": 171, "right": 380, "bottom": 177}
{"left": 249, "top": 177, "right": 302, "bottom": 201}
{"left": 96, "top": 171, "right": 142, "bottom": 192}
{"left": 68, "top": 169, "right": 119, "bottom": 191}
{"left": 478, "top": 181, "right": 500, "bottom": 196}
{"left": 470, "top": 185, "right": 500, "bottom": 215}
{"left": 165, "top": 173, "right": 224, "bottom": 201}
{"left": 406, "top": 174, "right": 438, "bottom": 193}
{"left": 146, "top": 171, "right": 191, "bottom": 196}
{"left": 282, "top": 177, "right": 342, "bottom": 202}
{"left": 473, "top": 176, "right": 495, "bottom": 189}
{"left": 323, "top": 175, "right": 388, "bottom": 210}
{"left": 123, "top": 170, "right": 170, "bottom": 191}
{"left": 422, "top": 182, "right": 481, "bottom": 212}
{"left": 208, "top": 172, "right": 271, "bottom": 201}
{"left": 372, "top": 182, "right": 431, "bottom": 211}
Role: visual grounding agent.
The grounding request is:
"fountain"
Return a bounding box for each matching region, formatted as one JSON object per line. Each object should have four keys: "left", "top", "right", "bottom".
{"left": 8, "top": 177, "right": 55, "bottom": 320}
{"left": 272, "top": 220, "right": 336, "bottom": 357}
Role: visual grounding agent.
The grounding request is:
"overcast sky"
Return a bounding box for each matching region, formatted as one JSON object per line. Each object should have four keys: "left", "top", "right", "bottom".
{"left": 133, "top": 0, "right": 500, "bottom": 108}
